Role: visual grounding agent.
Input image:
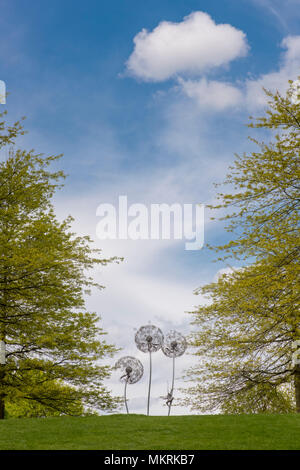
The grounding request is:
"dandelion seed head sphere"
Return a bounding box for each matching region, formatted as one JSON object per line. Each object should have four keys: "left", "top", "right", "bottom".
{"left": 162, "top": 330, "right": 187, "bottom": 357}
{"left": 115, "top": 356, "right": 144, "bottom": 384}
{"left": 135, "top": 324, "right": 164, "bottom": 352}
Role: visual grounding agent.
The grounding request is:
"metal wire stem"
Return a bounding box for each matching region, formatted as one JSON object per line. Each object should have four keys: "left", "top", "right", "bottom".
{"left": 147, "top": 350, "right": 152, "bottom": 416}
{"left": 124, "top": 378, "right": 129, "bottom": 414}
{"left": 168, "top": 355, "right": 175, "bottom": 416}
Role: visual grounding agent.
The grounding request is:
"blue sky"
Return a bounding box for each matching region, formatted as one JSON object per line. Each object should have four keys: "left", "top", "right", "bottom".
{"left": 1, "top": 0, "right": 300, "bottom": 414}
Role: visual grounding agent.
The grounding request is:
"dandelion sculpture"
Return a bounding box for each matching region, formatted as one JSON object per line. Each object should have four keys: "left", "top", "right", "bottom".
{"left": 135, "top": 324, "right": 164, "bottom": 416}
{"left": 162, "top": 330, "right": 187, "bottom": 416}
{"left": 115, "top": 356, "right": 144, "bottom": 414}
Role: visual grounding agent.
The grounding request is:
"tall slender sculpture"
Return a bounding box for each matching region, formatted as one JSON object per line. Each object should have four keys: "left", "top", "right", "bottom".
{"left": 115, "top": 356, "right": 143, "bottom": 414}
{"left": 162, "top": 330, "right": 187, "bottom": 416}
{"left": 135, "top": 324, "right": 164, "bottom": 416}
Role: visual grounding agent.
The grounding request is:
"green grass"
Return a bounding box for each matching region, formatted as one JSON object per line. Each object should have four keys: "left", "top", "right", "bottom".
{"left": 0, "top": 414, "right": 299, "bottom": 450}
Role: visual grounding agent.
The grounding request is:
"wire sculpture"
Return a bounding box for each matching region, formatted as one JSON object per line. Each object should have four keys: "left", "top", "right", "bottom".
{"left": 135, "top": 324, "right": 164, "bottom": 416}
{"left": 162, "top": 330, "right": 187, "bottom": 416}
{"left": 160, "top": 386, "right": 174, "bottom": 409}
{"left": 115, "top": 356, "right": 144, "bottom": 414}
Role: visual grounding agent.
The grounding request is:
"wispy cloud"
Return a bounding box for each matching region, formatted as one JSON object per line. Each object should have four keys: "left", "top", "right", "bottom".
{"left": 249, "top": 0, "right": 300, "bottom": 32}
{"left": 178, "top": 77, "right": 243, "bottom": 111}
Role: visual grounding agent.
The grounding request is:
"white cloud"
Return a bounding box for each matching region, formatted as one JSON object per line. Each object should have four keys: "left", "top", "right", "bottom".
{"left": 178, "top": 77, "right": 243, "bottom": 110}
{"left": 127, "top": 13, "right": 300, "bottom": 113}
{"left": 282, "top": 35, "right": 300, "bottom": 62}
{"left": 245, "top": 35, "right": 300, "bottom": 109}
{"left": 0, "top": 80, "right": 5, "bottom": 104}
{"left": 291, "top": 78, "right": 300, "bottom": 104}
{"left": 177, "top": 35, "right": 300, "bottom": 112}
{"left": 213, "top": 266, "right": 243, "bottom": 282}
{"left": 126, "top": 11, "right": 248, "bottom": 82}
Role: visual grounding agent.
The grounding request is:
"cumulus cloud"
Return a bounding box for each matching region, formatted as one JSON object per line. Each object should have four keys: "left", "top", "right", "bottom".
{"left": 126, "top": 13, "right": 299, "bottom": 113}
{"left": 177, "top": 35, "right": 300, "bottom": 112}
{"left": 126, "top": 11, "right": 248, "bottom": 81}
{"left": 282, "top": 35, "right": 300, "bottom": 62}
{"left": 178, "top": 77, "right": 243, "bottom": 110}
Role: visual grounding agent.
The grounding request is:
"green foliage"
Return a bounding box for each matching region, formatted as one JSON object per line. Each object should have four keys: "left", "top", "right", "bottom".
{"left": 185, "top": 78, "right": 300, "bottom": 413}
{"left": 0, "top": 112, "right": 122, "bottom": 416}
{"left": 221, "top": 383, "right": 295, "bottom": 415}
{"left": 211, "top": 79, "right": 299, "bottom": 264}
{"left": 5, "top": 371, "right": 84, "bottom": 418}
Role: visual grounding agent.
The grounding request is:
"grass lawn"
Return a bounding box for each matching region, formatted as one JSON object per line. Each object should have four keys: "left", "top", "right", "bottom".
{"left": 0, "top": 414, "right": 299, "bottom": 450}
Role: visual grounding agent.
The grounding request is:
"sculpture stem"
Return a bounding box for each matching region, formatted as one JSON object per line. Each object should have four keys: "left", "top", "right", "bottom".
{"left": 147, "top": 350, "right": 152, "bottom": 416}
{"left": 168, "top": 355, "right": 175, "bottom": 416}
{"left": 124, "top": 379, "right": 129, "bottom": 414}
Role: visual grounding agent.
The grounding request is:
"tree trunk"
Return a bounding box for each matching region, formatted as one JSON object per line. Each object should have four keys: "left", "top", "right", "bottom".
{"left": 0, "top": 365, "right": 5, "bottom": 419}
{"left": 0, "top": 396, "right": 4, "bottom": 419}
{"left": 295, "top": 365, "right": 300, "bottom": 413}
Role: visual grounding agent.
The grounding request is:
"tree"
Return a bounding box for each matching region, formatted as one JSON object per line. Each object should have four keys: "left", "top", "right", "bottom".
{"left": 0, "top": 112, "right": 121, "bottom": 418}
{"left": 185, "top": 78, "right": 300, "bottom": 413}
{"left": 184, "top": 261, "right": 298, "bottom": 413}
{"left": 221, "top": 382, "right": 295, "bottom": 415}
{"left": 5, "top": 371, "right": 84, "bottom": 418}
